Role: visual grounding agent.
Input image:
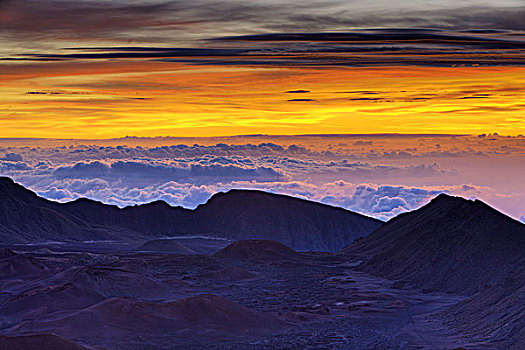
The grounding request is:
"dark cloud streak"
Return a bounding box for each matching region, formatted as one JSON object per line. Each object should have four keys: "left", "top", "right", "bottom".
{"left": 12, "top": 29, "right": 525, "bottom": 67}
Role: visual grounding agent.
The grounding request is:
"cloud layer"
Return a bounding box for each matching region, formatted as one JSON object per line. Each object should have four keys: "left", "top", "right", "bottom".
{"left": 1, "top": 135, "right": 523, "bottom": 221}
{"left": 11, "top": 29, "right": 525, "bottom": 67}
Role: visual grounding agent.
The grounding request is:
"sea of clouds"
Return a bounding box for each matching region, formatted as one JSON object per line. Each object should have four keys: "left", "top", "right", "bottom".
{"left": 1, "top": 139, "right": 513, "bottom": 221}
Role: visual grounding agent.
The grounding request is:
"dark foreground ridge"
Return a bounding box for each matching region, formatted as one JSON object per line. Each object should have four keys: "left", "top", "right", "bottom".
{"left": 0, "top": 176, "right": 382, "bottom": 252}
{"left": 341, "top": 193, "right": 525, "bottom": 349}
{"left": 341, "top": 193, "right": 525, "bottom": 295}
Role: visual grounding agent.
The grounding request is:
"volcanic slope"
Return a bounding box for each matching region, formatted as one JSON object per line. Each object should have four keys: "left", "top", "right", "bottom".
{"left": 0, "top": 177, "right": 381, "bottom": 252}
{"left": 340, "top": 193, "right": 525, "bottom": 295}
{"left": 0, "top": 177, "right": 123, "bottom": 243}
{"left": 192, "top": 190, "right": 382, "bottom": 252}
{"left": 446, "top": 266, "right": 525, "bottom": 350}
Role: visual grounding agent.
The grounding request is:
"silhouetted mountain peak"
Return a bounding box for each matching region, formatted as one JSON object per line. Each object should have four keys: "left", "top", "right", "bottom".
{"left": 342, "top": 194, "right": 525, "bottom": 295}
{"left": 203, "top": 189, "right": 290, "bottom": 205}
{"left": 422, "top": 193, "right": 522, "bottom": 227}
{"left": 65, "top": 197, "right": 117, "bottom": 210}
{"left": 134, "top": 200, "right": 174, "bottom": 210}
{"left": 202, "top": 188, "right": 372, "bottom": 215}
{"left": 0, "top": 177, "right": 53, "bottom": 208}
{"left": 429, "top": 192, "right": 468, "bottom": 204}
{"left": 423, "top": 193, "right": 486, "bottom": 213}
{"left": 0, "top": 176, "right": 15, "bottom": 186}
{"left": 0, "top": 176, "right": 26, "bottom": 195}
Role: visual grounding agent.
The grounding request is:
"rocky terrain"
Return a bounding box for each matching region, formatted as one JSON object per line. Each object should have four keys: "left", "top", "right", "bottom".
{"left": 445, "top": 266, "right": 525, "bottom": 350}
{"left": 137, "top": 239, "right": 197, "bottom": 254}
{"left": 0, "top": 334, "right": 89, "bottom": 350}
{"left": 0, "top": 179, "right": 523, "bottom": 349}
{"left": 0, "top": 240, "right": 497, "bottom": 350}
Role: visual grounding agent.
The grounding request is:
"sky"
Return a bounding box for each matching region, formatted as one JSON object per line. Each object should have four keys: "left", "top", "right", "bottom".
{"left": 1, "top": 0, "right": 525, "bottom": 137}
{"left": 0, "top": 0, "right": 524, "bottom": 222}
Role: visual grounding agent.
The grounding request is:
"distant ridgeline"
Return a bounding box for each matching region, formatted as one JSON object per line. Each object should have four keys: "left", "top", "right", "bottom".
{"left": 0, "top": 177, "right": 381, "bottom": 252}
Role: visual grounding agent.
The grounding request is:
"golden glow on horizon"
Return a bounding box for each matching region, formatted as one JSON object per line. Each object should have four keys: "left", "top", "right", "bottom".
{"left": 1, "top": 61, "right": 524, "bottom": 138}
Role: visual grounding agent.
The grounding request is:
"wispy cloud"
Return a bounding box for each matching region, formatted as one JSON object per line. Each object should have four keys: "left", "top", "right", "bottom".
{"left": 2, "top": 0, "right": 524, "bottom": 67}
{"left": 11, "top": 29, "right": 525, "bottom": 67}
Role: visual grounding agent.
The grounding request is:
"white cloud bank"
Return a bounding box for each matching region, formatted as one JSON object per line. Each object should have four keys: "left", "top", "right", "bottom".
{"left": 0, "top": 139, "right": 523, "bottom": 221}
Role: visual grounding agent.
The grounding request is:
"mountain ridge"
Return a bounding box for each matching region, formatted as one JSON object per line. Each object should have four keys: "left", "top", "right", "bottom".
{"left": 340, "top": 192, "right": 525, "bottom": 295}
{"left": 0, "top": 177, "right": 382, "bottom": 252}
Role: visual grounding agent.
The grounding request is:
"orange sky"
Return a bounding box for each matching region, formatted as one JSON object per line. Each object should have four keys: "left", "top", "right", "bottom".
{"left": 2, "top": 0, "right": 525, "bottom": 138}
{"left": 1, "top": 61, "right": 524, "bottom": 138}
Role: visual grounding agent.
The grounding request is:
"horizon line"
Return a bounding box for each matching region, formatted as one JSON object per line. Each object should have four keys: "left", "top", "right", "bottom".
{"left": 0, "top": 133, "right": 505, "bottom": 142}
